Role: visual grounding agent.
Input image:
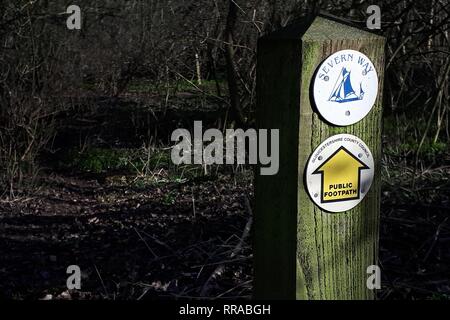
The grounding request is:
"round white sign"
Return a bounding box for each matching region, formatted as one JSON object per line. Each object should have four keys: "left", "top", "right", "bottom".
{"left": 313, "top": 49, "right": 378, "bottom": 126}
{"left": 305, "top": 134, "right": 375, "bottom": 213}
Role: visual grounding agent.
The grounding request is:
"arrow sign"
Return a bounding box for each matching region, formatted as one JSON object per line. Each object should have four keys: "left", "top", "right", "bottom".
{"left": 312, "top": 146, "right": 369, "bottom": 203}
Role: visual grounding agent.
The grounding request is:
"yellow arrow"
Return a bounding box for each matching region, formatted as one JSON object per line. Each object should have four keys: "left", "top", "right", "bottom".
{"left": 313, "top": 146, "right": 369, "bottom": 203}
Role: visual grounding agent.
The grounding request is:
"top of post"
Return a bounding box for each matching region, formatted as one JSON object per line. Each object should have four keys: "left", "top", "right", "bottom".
{"left": 260, "top": 14, "right": 384, "bottom": 42}
{"left": 302, "top": 15, "right": 384, "bottom": 42}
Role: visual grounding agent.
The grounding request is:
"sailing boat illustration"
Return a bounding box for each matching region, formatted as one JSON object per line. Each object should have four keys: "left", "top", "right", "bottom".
{"left": 328, "top": 67, "right": 364, "bottom": 103}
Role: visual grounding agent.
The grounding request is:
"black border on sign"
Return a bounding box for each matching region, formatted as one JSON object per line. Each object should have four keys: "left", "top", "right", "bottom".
{"left": 312, "top": 146, "right": 370, "bottom": 204}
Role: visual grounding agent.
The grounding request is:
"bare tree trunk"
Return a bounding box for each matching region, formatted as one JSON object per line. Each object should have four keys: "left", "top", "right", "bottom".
{"left": 195, "top": 53, "right": 202, "bottom": 85}
{"left": 224, "top": 0, "right": 245, "bottom": 127}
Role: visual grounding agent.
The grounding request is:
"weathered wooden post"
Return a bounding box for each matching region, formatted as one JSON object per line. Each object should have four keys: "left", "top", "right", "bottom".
{"left": 254, "top": 14, "right": 385, "bottom": 299}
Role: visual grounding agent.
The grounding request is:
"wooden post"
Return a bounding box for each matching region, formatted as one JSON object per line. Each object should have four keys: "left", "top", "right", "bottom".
{"left": 254, "top": 15, "right": 385, "bottom": 300}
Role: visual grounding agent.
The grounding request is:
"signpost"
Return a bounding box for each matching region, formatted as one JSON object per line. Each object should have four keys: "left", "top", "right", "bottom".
{"left": 254, "top": 15, "right": 385, "bottom": 299}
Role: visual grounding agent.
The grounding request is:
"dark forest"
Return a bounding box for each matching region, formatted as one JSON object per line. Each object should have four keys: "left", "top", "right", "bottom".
{"left": 0, "top": 0, "right": 449, "bottom": 301}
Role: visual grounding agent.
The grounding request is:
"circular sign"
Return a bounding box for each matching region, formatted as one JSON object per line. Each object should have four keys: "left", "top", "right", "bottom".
{"left": 305, "top": 134, "right": 374, "bottom": 213}
{"left": 312, "top": 49, "right": 378, "bottom": 126}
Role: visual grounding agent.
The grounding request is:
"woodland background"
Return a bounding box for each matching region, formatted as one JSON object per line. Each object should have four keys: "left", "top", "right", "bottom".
{"left": 0, "top": 0, "right": 449, "bottom": 299}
